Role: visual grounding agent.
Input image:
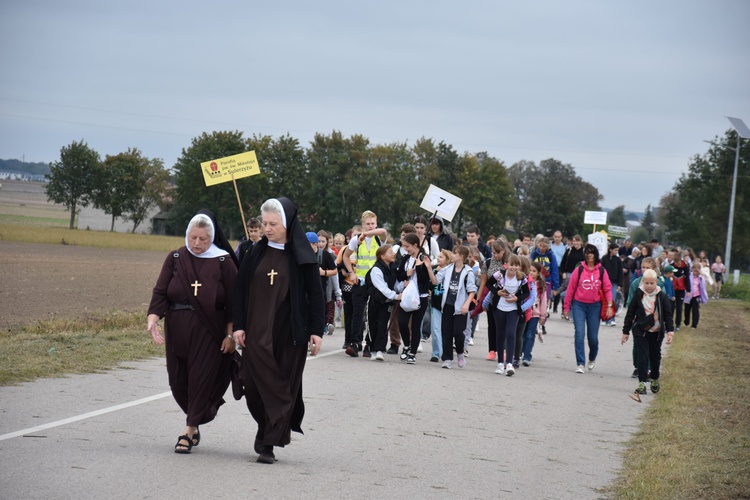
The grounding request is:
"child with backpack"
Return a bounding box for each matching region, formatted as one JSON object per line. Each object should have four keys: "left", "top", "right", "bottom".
{"left": 485, "top": 254, "right": 534, "bottom": 376}
{"left": 522, "top": 262, "right": 547, "bottom": 366}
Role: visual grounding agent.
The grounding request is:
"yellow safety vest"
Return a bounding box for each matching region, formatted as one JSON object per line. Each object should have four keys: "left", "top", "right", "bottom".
{"left": 355, "top": 237, "right": 379, "bottom": 279}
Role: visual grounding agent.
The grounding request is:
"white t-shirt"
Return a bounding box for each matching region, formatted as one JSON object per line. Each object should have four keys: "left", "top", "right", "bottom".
{"left": 497, "top": 275, "right": 520, "bottom": 312}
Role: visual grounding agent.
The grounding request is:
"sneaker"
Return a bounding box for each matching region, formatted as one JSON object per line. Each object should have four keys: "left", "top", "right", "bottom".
{"left": 345, "top": 343, "right": 359, "bottom": 357}
{"left": 588, "top": 360, "right": 596, "bottom": 371}
{"left": 512, "top": 360, "right": 519, "bottom": 369}
{"left": 430, "top": 356, "right": 439, "bottom": 362}
{"left": 421, "top": 337, "right": 428, "bottom": 343}
{"left": 468, "top": 338, "right": 474, "bottom": 346}
{"left": 442, "top": 360, "right": 452, "bottom": 369}
{"left": 417, "top": 343, "right": 423, "bottom": 353}
{"left": 631, "top": 369, "right": 638, "bottom": 378}
{"left": 635, "top": 382, "right": 647, "bottom": 395}
{"left": 375, "top": 351, "right": 384, "bottom": 361}
{"left": 486, "top": 351, "right": 496, "bottom": 361}
{"left": 610, "top": 320, "right": 617, "bottom": 327}
{"left": 650, "top": 379, "right": 660, "bottom": 393}
{"left": 386, "top": 345, "right": 399, "bottom": 355}
{"left": 362, "top": 345, "right": 371, "bottom": 358}
{"left": 326, "top": 323, "right": 335, "bottom": 335}
{"left": 575, "top": 365, "right": 585, "bottom": 374}
{"left": 676, "top": 326, "right": 680, "bottom": 331}
{"left": 522, "top": 359, "right": 530, "bottom": 367}
{"left": 406, "top": 355, "right": 416, "bottom": 364}
{"left": 400, "top": 347, "right": 410, "bottom": 361}
{"left": 494, "top": 363, "right": 504, "bottom": 375}
{"left": 457, "top": 353, "right": 466, "bottom": 368}
{"left": 505, "top": 363, "right": 515, "bottom": 376}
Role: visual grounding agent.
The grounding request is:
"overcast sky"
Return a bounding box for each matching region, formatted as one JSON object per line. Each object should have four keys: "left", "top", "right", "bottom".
{"left": 1, "top": 0, "right": 748, "bottom": 212}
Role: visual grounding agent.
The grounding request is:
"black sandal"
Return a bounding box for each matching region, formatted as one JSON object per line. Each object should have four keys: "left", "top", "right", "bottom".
{"left": 191, "top": 427, "right": 200, "bottom": 447}
{"left": 174, "top": 434, "right": 193, "bottom": 454}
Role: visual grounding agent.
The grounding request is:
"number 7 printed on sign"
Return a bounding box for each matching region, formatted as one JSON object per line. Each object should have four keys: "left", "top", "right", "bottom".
{"left": 419, "top": 184, "right": 462, "bottom": 222}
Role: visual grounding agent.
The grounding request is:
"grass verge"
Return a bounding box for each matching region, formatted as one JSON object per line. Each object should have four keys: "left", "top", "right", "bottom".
{"left": 0, "top": 310, "right": 164, "bottom": 385}
{"left": 611, "top": 299, "right": 750, "bottom": 499}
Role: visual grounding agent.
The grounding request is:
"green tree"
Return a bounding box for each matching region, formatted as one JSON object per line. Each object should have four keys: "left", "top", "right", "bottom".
{"left": 92, "top": 148, "right": 148, "bottom": 231}
{"left": 508, "top": 158, "right": 603, "bottom": 236}
{"left": 608, "top": 205, "right": 627, "bottom": 227}
{"left": 123, "top": 157, "right": 169, "bottom": 233}
{"left": 629, "top": 226, "right": 650, "bottom": 245}
{"left": 238, "top": 133, "right": 301, "bottom": 232}
{"left": 45, "top": 140, "right": 100, "bottom": 229}
{"left": 306, "top": 131, "right": 371, "bottom": 233}
{"left": 661, "top": 129, "right": 750, "bottom": 269}
{"left": 458, "top": 153, "right": 515, "bottom": 237}
{"left": 641, "top": 204, "right": 655, "bottom": 238}
{"left": 368, "top": 141, "right": 418, "bottom": 230}
{"left": 170, "top": 131, "right": 250, "bottom": 238}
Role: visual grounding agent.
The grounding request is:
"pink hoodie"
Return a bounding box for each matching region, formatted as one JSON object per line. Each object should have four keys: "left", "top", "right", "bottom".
{"left": 563, "top": 263, "right": 613, "bottom": 311}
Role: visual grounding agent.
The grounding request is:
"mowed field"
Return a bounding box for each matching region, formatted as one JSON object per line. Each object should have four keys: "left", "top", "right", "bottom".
{"left": 0, "top": 179, "right": 69, "bottom": 225}
{"left": 0, "top": 180, "right": 167, "bottom": 328}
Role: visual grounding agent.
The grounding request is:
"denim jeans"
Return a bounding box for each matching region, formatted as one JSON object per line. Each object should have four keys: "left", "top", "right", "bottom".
{"left": 522, "top": 317, "right": 540, "bottom": 362}
{"left": 571, "top": 300, "right": 601, "bottom": 366}
{"left": 431, "top": 307, "right": 443, "bottom": 358}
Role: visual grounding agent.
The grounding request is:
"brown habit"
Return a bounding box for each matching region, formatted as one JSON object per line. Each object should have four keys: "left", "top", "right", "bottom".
{"left": 148, "top": 247, "right": 237, "bottom": 427}
{"left": 241, "top": 248, "right": 307, "bottom": 447}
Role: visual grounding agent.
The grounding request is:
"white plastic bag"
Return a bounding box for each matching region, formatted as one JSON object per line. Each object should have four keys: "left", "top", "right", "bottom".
{"left": 399, "top": 280, "right": 420, "bottom": 312}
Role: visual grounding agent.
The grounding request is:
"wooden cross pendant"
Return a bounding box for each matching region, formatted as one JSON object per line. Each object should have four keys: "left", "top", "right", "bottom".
{"left": 267, "top": 269, "right": 278, "bottom": 285}
{"left": 191, "top": 280, "right": 202, "bottom": 296}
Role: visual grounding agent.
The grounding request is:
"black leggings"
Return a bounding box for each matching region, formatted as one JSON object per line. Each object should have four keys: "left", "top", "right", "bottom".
{"left": 684, "top": 300, "right": 700, "bottom": 328}
{"left": 398, "top": 297, "right": 429, "bottom": 351}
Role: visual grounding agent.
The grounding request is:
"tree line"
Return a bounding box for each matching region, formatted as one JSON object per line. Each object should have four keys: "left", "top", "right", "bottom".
{"left": 44, "top": 128, "right": 746, "bottom": 268}
{"left": 46, "top": 131, "right": 607, "bottom": 239}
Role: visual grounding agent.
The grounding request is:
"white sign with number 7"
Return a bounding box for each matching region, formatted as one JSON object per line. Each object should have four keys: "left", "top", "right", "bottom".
{"left": 419, "top": 184, "right": 462, "bottom": 221}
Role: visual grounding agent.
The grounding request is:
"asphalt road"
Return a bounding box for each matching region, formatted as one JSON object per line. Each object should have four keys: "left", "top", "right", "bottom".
{"left": 0, "top": 313, "right": 650, "bottom": 499}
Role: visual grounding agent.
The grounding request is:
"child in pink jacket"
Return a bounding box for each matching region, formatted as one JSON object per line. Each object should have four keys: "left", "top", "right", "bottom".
{"left": 684, "top": 263, "right": 708, "bottom": 328}
{"left": 522, "top": 262, "right": 547, "bottom": 366}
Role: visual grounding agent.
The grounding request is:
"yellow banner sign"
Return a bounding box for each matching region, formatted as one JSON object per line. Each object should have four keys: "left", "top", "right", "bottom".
{"left": 200, "top": 151, "right": 260, "bottom": 187}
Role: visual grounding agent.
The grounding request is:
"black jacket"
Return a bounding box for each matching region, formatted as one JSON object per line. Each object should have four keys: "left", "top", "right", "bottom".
{"left": 622, "top": 287, "right": 674, "bottom": 337}
{"left": 368, "top": 260, "right": 398, "bottom": 304}
{"left": 601, "top": 254, "right": 623, "bottom": 287}
{"left": 396, "top": 253, "right": 432, "bottom": 295}
{"left": 561, "top": 246, "right": 585, "bottom": 274}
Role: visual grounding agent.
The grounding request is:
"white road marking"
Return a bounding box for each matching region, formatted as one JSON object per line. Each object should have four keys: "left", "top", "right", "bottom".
{"left": 0, "top": 347, "right": 343, "bottom": 442}
{"left": 0, "top": 391, "right": 172, "bottom": 442}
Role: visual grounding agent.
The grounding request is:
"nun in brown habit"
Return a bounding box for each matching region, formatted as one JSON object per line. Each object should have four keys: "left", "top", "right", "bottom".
{"left": 232, "top": 197, "right": 325, "bottom": 464}
{"left": 147, "top": 209, "right": 239, "bottom": 454}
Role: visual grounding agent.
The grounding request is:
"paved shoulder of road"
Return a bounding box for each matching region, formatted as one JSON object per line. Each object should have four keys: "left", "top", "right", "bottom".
{"left": 0, "top": 313, "right": 650, "bottom": 499}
